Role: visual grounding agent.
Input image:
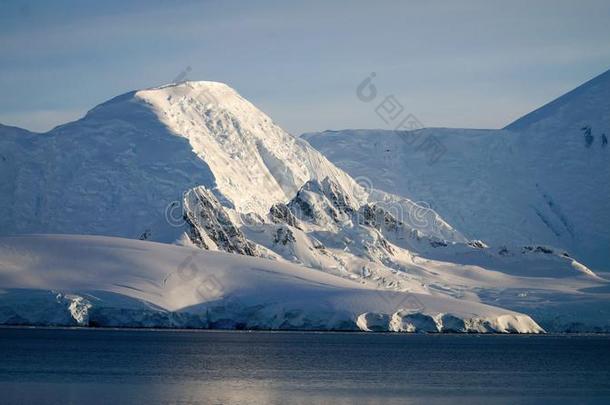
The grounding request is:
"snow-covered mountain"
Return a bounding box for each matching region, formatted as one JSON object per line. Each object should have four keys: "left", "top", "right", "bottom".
{"left": 304, "top": 69, "right": 610, "bottom": 273}
{"left": 0, "top": 82, "right": 362, "bottom": 241}
{"left": 0, "top": 79, "right": 608, "bottom": 332}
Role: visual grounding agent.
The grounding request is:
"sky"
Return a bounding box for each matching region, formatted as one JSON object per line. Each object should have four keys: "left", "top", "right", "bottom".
{"left": 1, "top": 0, "right": 609, "bottom": 135}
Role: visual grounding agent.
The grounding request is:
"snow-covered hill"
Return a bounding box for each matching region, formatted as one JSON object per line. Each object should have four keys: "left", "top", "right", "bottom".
{"left": 0, "top": 235, "right": 544, "bottom": 333}
{"left": 0, "top": 79, "right": 608, "bottom": 332}
{"left": 304, "top": 70, "right": 610, "bottom": 272}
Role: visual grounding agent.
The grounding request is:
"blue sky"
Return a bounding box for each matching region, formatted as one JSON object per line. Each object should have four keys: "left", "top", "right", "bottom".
{"left": 1, "top": 0, "right": 609, "bottom": 134}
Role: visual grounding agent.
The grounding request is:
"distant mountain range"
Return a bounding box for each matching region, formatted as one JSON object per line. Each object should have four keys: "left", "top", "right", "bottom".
{"left": 305, "top": 69, "right": 610, "bottom": 272}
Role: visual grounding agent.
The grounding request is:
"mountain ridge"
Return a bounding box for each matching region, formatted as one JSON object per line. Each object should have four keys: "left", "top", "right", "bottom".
{"left": 505, "top": 68, "right": 610, "bottom": 131}
{"left": 304, "top": 69, "right": 610, "bottom": 271}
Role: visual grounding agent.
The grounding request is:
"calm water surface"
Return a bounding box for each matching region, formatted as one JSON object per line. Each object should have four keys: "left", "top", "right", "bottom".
{"left": 1, "top": 328, "right": 609, "bottom": 404}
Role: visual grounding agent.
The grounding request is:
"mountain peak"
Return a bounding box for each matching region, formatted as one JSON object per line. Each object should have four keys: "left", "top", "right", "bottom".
{"left": 138, "top": 81, "right": 236, "bottom": 102}
{"left": 0, "top": 77, "right": 362, "bottom": 238}
{"left": 83, "top": 80, "right": 240, "bottom": 122}
{"left": 152, "top": 80, "right": 232, "bottom": 91}
{"left": 505, "top": 69, "right": 610, "bottom": 131}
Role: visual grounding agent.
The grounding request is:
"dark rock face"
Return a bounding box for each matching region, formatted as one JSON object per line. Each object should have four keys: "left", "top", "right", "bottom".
{"left": 357, "top": 204, "right": 402, "bottom": 232}
{"left": 288, "top": 188, "right": 317, "bottom": 221}
{"left": 182, "top": 211, "right": 210, "bottom": 250}
{"left": 273, "top": 227, "right": 296, "bottom": 246}
{"left": 269, "top": 203, "right": 301, "bottom": 229}
{"left": 468, "top": 240, "right": 488, "bottom": 249}
{"left": 183, "top": 186, "right": 258, "bottom": 256}
{"left": 319, "top": 177, "right": 356, "bottom": 214}
{"left": 287, "top": 177, "right": 357, "bottom": 225}
{"left": 429, "top": 239, "right": 448, "bottom": 248}
{"left": 522, "top": 245, "right": 553, "bottom": 254}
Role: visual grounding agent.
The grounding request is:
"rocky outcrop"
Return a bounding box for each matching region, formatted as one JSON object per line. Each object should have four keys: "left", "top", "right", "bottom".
{"left": 273, "top": 226, "right": 297, "bottom": 246}
{"left": 269, "top": 203, "right": 301, "bottom": 229}
{"left": 183, "top": 186, "right": 259, "bottom": 256}
{"left": 287, "top": 177, "right": 357, "bottom": 225}
{"left": 357, "top": 203, "right": 402, "bottom": 232}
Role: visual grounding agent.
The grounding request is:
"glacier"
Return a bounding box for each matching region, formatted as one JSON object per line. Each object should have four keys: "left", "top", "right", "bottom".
{"left": 0, "top": 235, "right": 544, "bottom": 333}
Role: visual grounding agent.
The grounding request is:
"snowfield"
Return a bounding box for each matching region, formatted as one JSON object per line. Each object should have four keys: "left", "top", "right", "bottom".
{"left": 0, "top": 75, "right": 609, "bottom": 332}
{"left": 0, "top": 235, "right": 544, "bottom": 333}
{"left": 1, "top": 234, "right": 607, "bottom": 332}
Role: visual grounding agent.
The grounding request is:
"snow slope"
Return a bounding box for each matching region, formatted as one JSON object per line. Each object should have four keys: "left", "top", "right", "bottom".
{"left": 304, "top": 69, "right": 610, "bottom": 272}
{"left": 0, "top": 82, "right": 363, "bottom": 241}
{"left": 0, "top": 235, "right": 544, "bottom": 333}
{"left": 0, "top": 80, "right": 471, "bottom": 298}
{"left": 0, "top": 79, "right": 608, "bottom": 331}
